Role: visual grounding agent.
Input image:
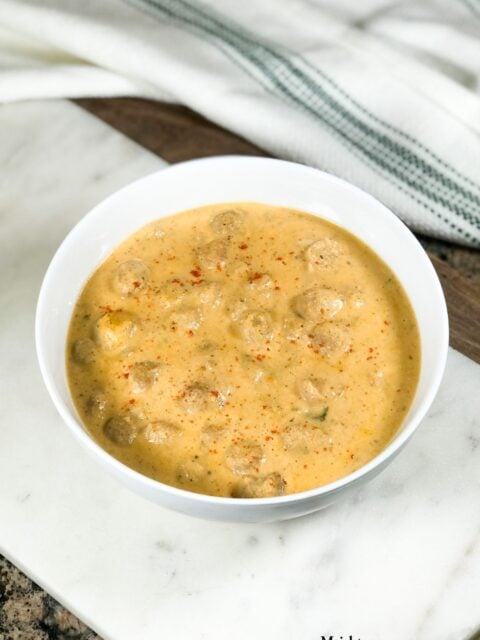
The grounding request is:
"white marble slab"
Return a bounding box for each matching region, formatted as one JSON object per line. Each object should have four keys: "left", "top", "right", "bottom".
{"left": 1, "top": 100, "right": 479, "bottom": 640}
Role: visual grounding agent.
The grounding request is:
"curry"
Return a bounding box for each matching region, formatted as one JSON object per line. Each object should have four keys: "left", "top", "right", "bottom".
{"left": 67, "top": 203, "right": 420, "bottom": 497}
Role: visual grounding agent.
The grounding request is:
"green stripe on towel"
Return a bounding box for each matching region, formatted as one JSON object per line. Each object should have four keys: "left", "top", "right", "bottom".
{"left": 130, "top": 0, "right": 480, "bottom": 244}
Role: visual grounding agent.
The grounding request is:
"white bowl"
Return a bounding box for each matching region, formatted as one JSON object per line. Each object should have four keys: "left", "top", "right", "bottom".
{"left": 36, "top": 156, "right": 448, "bottom": 522}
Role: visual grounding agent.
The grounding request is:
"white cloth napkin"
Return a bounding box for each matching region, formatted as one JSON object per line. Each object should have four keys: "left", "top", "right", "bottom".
{"left": 1, "top": 0, "right": 479, "bottom": 246}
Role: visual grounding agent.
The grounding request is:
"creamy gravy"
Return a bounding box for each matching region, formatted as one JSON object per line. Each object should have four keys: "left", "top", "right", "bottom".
{"left": 67, "top": 203, "right": 420, "bottom": 497}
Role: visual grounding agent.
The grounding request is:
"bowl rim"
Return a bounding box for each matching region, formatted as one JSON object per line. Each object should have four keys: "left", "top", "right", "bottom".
{"left": 36, "top": 155, "right": 449, "bottom": 507}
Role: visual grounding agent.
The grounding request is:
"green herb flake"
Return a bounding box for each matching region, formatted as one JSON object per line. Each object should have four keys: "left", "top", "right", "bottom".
{"left": 311, "top": 407, "right": 329, "bottom": 422}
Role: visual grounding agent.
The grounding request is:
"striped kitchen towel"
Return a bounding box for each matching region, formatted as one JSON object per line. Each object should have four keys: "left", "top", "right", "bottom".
{"left": 1, "top": 0, "right": 479, "bottom": 246}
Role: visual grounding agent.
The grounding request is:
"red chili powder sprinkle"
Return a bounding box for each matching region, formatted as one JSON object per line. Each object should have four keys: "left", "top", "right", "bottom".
{"left": 190, "top": 269, "right": 201, "bottom": 278}
{"left": 239, "top": 243, "right": 248, "bottom": 250}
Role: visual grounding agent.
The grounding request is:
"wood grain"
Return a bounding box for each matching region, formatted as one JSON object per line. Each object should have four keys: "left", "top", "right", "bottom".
{"left": 429, "top": 254, "right": 480, "bottom": 363}
{"left": 75, "top": 97, "right": 480, "bottom": 363}
{"left": 76, "top": 98, "right": 267, "bottom": 162}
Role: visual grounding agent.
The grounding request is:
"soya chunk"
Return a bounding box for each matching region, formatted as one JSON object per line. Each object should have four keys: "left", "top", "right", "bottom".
{"left": 196, "top": 239, "right": 228, "bottom": 271}
{"left": 225, "top": 441, "right": 266, "bottom": 475}
{"left": 234, "top": 310, "right": 274, "bottom": 344}
{"left": 282, "top": 316, "right": 310, "bottom": 346}
{"left": 311, "top": 322, "right": 352, "bottom": 360}
{"left": 94, "top": 310, "right": 138, "bottom": 352}
{"left": 304, "top": 237, "right": 341, "bottom": 271}
{"left": 103, "top": 414, "right": 140, "bottom": 446}
{"left": 85, "top": 391, "right": 109, "bottom": 422}
{"left": 291, "top": 287, "right": 344, "bottom": 321}
{"left": 180, "top": 382, "right": 219, "bottom": 414}
{"left": 72, "top": 338, "right": 96, "bottom": 365}
{"left": 189, "top": 281, "right": 223, "bottom": 308}
{"left": 156, "top": 278, "right": 187, "bottom": 309}
{"left": 111, "top": 259, "right": 150, "bottom": 296}
{"left": 227, "top": 297, "right": 249, "bottom": 321}
{"left": 232, "top": 472, "right": 286, "bottom": 498}
{"left": 143, "top": 420, "right": 181, "bottom": 445}
{"left": 210, "top": 209, "right": 245, "bottom": 237}
{"left": 280, "top": 422, "right": 309, "bottom": 453}
{"left": 201, "top": 423, "right": 227, "bottom": 447}
{"left": 280, "top": 420, "right": 326, "bottom": 453}
{"left": 246, "top": 272, "right": 276, "bottom": 307}
{"left": 176, "top": 458, "right": 208, "bottom": 485}
{"left": 297, "top": 377, "right": 343, "bottom": 406}
{"left": 297, "top": 378, "right": 326, "bottom": 405}
{"left": 169, "top": 306, "right": 203, "bottom": 331}
{"left": 129, "top": 361, "right": 161, "bottom": 393}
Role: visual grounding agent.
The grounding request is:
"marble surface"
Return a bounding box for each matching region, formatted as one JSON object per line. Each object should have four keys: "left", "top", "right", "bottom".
{"left": 1, "top": 100, "right": 480, "bottom": 640}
